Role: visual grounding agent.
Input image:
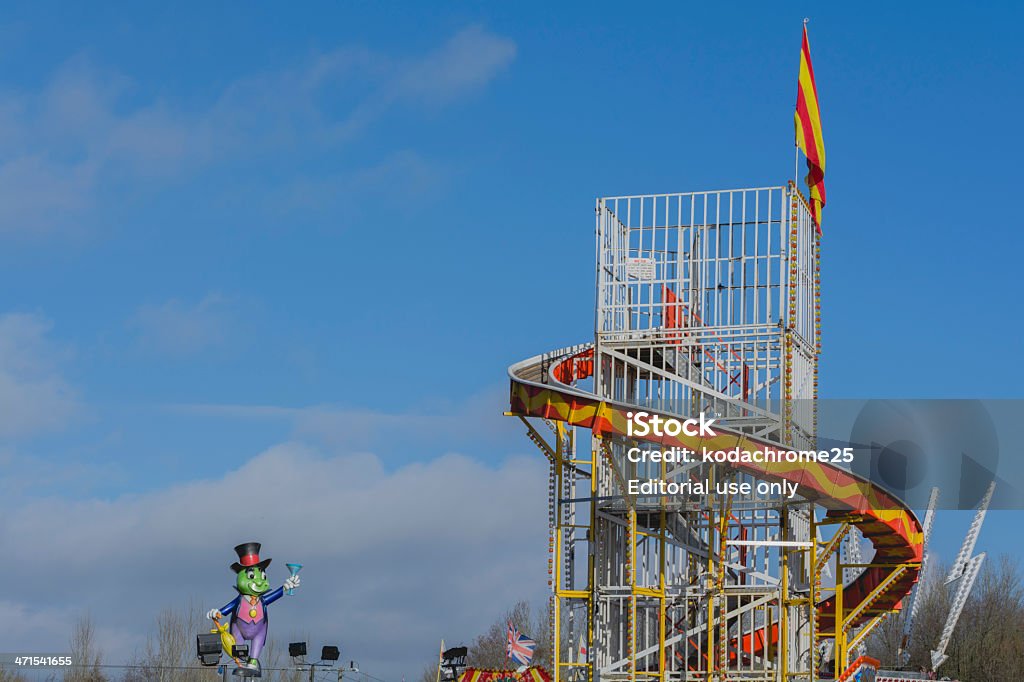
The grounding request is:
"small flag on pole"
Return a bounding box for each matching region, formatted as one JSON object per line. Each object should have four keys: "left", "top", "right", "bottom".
{"left": 795, "top": 22, "right": 826, "bottom": 233}
{"left": 506, "top": 622, "right": 537, "bottom": 666}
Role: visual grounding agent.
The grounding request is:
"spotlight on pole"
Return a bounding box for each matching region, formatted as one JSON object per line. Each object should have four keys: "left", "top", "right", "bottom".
{"left": 290, "top": 642, "right": 308, "bottom": 658}
{"left": 321, "top": 646, "right": 340, "bottom": 663}
{"left": 196, "top": 633, "right": 223, "bottom": 666}
{"left": 232, "top": 644, "right": 250, "bottom": 661}
{"left": 441, "top": 647, "right": 468, "bottom": 681}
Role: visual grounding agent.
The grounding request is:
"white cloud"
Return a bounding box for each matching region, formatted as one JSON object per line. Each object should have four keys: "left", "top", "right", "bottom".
{"left": 0, "top": 312, "right": 78, "bottom": 437}
{"left": 0, "top": 443, "right": 549, "bottom": 679}
{"left": 396, "top": 25, "right": 519, "bottom": 104}
{"left": 275, "top": 150, "right": 446, "bottom": 217}
{"left": 337, "top": 25, "right": 517, "bottom": 138}
{"left": 0, "top": 154, "right": 99, "bottom": 237}
{"left": 131, "top": 293, "right": 232, "bottom": 355}
{"left": 0, "top": 58, "right": 202, "bottom": 235}
{"left": 167, "top": 384, "right": 522, "bottom": 454}
{"left": 0, "top": 26, "right": 516, "bottom": 236}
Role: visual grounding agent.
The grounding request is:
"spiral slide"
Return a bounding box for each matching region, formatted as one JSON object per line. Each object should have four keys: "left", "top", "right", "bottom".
{"left": 508, "top": 344, "right": 924, "bottom": 644}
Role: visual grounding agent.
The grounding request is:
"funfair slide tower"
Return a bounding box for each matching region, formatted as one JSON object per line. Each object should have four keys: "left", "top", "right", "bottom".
{"left": 507, "top": 185, "right": 924, "bottom": 682}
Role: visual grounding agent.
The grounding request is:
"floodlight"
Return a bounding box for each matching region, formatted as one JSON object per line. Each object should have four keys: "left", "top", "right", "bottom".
{"left": 232, "top": 644, "right": 250, "bottom": 660}
{"left": 441, "top": 646, "right": 467, "bottom": 681}
{"left": 321, "top": 645, "right": 340, "bottom": 662}
{"left": 289, "top": 642, "right": 308, "bottom": 657}
{"left": 197, "top": 633, "right": 222, "bottom": 666}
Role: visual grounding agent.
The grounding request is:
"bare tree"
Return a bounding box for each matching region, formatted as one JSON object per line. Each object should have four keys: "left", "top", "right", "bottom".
{"left": 128, "top": 599, "right": 211, "bottom": 682}
{"left": 51, "top": 603, "right": 316, "bottom": 682}
{"left": 460, "top": 599, "right": 568, "bottom": 672}
{"left": 269, "top": 628, "right": 311, "bottom": 682}
{"left": 273, "top": 654, "right": 305, "bottom": 682}
{"left": 868, "top": 554, "right": 1024, "bottom": 682}
{"left": 64, "top": 615, "right": 106, "bottom": 682}
{"left": 868, "top": 559, "right": 950, "bottom": 670}
{"left": 259, "top": 638, "right": 306, "bottom": 682}
{"left": 0, "top": 668, "right": 29, "bottom": 682}
{"left": 466, "top": 601, "right": 535, "bottom": 669}
{"left": 419, "top": 662, "right": 440, "bottom": 682}
{"left": 416, "top": 597, "right": 575, "bottom": 681}
{"left": 944, "top": 555, "right": 1024, "bottom": 682}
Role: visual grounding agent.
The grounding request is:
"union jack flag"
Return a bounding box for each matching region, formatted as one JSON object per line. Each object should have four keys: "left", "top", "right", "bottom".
{"left": 506, "top": 621, "right": 536, "bottom": 666}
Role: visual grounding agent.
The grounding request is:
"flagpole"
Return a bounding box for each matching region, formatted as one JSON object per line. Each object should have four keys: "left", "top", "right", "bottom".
{"left": 794, "top": 144, "right": 800, "bottom": 193}
{"left": 436, "top": 639, "right": 444, "bottom": 682}
{"left": 794, "top": 18, "right": 809, "bottom": 194}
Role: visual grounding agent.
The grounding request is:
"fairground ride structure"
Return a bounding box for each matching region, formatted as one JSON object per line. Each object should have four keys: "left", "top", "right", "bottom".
{"left": 506, "top": 184, "right": 929, "bottom": 682}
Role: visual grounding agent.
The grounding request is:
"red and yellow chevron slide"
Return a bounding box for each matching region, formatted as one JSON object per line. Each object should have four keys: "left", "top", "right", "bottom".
{"left": 837, "top": 656, "right": 879, "bottom": 681}
{"left": 508, "top": 345, "right": 924, "bottom": 648}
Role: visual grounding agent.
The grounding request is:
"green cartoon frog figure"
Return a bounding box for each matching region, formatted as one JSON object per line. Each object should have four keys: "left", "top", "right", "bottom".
{"left": 206, "top": 542, "right": 301, "bottom": 671}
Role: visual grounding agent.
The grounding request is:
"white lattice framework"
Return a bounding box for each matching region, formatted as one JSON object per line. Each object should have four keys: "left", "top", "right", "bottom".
{"left": 594, "top": 186, "right": 818, "bottom": 448}
{"left": 538, "top": 185, "right": 822, "bottom": 682}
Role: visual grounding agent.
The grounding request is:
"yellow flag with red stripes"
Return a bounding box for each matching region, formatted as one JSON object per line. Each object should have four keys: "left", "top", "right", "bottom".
{"left": 795, "top": 24, "right": 825, "bottom": 233}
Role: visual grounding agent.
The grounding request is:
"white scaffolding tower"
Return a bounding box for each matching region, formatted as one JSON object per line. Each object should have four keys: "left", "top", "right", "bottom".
{"left": 572, "top": 185, "right": 822, "bottom": 681}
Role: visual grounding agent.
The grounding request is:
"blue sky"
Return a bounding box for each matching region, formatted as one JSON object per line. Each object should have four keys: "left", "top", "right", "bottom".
{"left": 0, "top": 1, "right": 1022, "bottom": 678}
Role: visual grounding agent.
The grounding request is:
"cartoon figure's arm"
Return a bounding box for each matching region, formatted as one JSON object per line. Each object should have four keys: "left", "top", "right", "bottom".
{"left": 207, "top": 595, "right": 241, "bottom": 620}
{"left": 264, "top": 574, "right": 300, "bottom": 606}
{"left": 263, "top": 587, "right": 285, "bottom": 606}
{"left": 220, "top": 596, "right": 241, "bottom": 616}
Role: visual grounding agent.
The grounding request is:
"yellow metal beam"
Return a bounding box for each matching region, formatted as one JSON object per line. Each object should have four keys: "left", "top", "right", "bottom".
{"left": 555, "top": 589, "right": 590, "bottom": 599}
{"left": 628, "top": 506, "right": 637, "bottom": 682}
{"left": 834, "top": 547, "right": 845, "bottom": 673}
{"left": 705, "top": 467, "right": 716, "bottom": 682}
{"left": 518, "top": 416, "right": 556, "bottom": 461}
{"left": 780, "top": 507, "right": 789, "bottom": 682}
{"left": 585, "top": 438, "right": 596, "bottom": 682}
{"left": 847, "top": 612, "right": 889, "bottom": 653}
{"left": 658, "top": 507, "right": 666, "bottom": 682}
{"left": 552, "top": 422, "right": 564, "bottom": 682}
{"left": 813, "top": 523, "right": 850, "bottom": 583}
{"left": 810, "top": 508, "right": 819, "bottom": 682}
{"left": 843, "top": 566, "right": 909, "bottom": 630}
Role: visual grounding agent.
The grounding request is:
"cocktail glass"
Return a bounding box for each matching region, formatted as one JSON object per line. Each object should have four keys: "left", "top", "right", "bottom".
{"left": 285, "top": 563, "right": 303, "bottom": 595}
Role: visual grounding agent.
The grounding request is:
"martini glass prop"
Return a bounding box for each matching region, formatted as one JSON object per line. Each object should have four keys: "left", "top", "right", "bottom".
{"left": 285, "top": 563, "right": 303, "bottom": 595}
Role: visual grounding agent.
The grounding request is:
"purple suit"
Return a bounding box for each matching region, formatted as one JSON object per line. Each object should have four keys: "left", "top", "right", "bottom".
{"left": 219, "top": 587, "right": 284, "bottom": 660}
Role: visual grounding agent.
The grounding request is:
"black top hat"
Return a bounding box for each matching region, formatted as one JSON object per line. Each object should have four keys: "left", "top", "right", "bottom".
{"left": 231, "top": 542, "right": 272, "bottom": 572}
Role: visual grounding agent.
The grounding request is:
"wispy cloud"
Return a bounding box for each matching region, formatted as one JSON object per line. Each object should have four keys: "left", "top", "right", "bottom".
{"left": 275, "top": 149, "right": 447, "bottom": 216}
{"left": 396, "top": 24, "right": 519, "bottom": 103}
{"left": 167, "top": 384, "right": 521, "bottom": 455}
{"left": 0, "top": 155, "right": 98, "bottom": 237}
{"left": 131, "top": 293, "right": 232, "bottom": 355}
{"left": 0, "top": 443, "right": 547, "bottom": 678}
{"left": 0, "top": 25, "right": 516, "bottom": 236}
{"left": 336, "top": 24, "right": 517, "bottom": 138}
{"left": 0, "top": 313, "right": 78, "bottom": 437}
{"left": 0, "top": 57, "right": 203, "bottom": 235}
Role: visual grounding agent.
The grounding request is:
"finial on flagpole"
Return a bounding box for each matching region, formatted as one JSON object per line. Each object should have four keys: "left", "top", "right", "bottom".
{"left": 803, "top": 17, "right": 810, "bottom": 26}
